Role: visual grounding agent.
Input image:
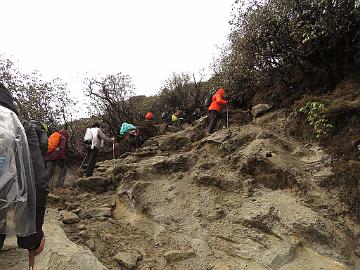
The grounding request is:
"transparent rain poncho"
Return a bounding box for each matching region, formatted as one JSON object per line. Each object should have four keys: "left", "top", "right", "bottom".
{"left": 0, "top": 106, "right": 36, "bottom": 237}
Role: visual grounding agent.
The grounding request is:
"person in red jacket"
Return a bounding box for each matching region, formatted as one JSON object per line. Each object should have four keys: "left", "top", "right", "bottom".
{"left": 145, "top": 111, "right": 154, "bottom": 122}
{"left": 45, "top": 129, "right": 69, "bottom": 189}
{"left": 207, "top": 88, "right": 228, "bottom": 134}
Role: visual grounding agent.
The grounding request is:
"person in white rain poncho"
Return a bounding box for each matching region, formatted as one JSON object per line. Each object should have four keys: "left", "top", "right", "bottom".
{"left": 0, "top": 83, "right": 48, "bottom": 258}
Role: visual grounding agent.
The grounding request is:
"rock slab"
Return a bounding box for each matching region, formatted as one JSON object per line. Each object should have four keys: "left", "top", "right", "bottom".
{"left": 164, "top": 249, "right": 196, "bottom": 262}
{"left": 0, "top": 210, "right": 107, "bottom": 270}
{"left": 113, "top": 251, "right": 141, "bottom": 269}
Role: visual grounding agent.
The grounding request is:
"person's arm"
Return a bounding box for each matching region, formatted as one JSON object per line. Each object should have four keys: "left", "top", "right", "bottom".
{"left": 215, "top": 94, "right": 228, "bottom": 105}
{"left": 58, "top": 136, "right": 66, "bottom": 159}
{"left": 17, "top": 121, "right": 49, "bottom": 251}
{"left": 98, "top": 129, "right": 113, "bottom": 143}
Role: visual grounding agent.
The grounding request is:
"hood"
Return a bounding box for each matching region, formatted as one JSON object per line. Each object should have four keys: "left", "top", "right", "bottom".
{"left": 216, "top": 88, "right": 225, "bottom": 96}
{"left": 0, "top": 83, "right": 18, "bottom": 114}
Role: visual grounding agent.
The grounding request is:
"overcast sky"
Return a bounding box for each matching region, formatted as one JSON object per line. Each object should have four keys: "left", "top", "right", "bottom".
{"left": 1, "top": 0, "right": 234, "bottom": 102}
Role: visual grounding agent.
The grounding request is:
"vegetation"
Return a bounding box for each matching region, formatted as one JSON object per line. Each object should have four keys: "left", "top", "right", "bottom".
{"left": 299, "top": 101, "right": 334, "bottom": 138}
{"left": 213, "top": 0, "right": 360, "bottom": 108}
{"left": 0, "top": 0, "right": 359, "bottom": 162}
{"left": 84, "top": 73, "right": 135, "bottom": 135}
{"left": 0, "top": 55, "right": 76, "bottom": 126}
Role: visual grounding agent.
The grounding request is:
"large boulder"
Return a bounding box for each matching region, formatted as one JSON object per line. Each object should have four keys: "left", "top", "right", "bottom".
{"left": 251, "top": 103, "right": 273, "bottom": 118}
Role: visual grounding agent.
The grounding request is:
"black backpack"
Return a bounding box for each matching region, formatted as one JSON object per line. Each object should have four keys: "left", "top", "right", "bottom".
{"left": 30, "top": 120, "right": 48, "bottom": 157}
{"left": 204, "top": 93, "right": 214, "bottom": 107}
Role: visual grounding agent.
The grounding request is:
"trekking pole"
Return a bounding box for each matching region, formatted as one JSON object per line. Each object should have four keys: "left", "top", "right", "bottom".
{"left": 77, "top": 155, "right": 87, "bottom": 174}
{"left": 226, "top": 105, "right": 229, "bottom": 128}
{"left": 29, "top": 251, "right": 35, "bottom": 270}
{"left": 112, "top": 141, "right": 116, "bottom": 171}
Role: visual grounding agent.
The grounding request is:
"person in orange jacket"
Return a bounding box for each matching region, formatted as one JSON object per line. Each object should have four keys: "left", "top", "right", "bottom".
{"left": 207, "top": 88, "right": 228, "bottom": 133}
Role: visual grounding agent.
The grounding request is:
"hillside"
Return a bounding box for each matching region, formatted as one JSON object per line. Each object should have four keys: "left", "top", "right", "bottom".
{"left": 61, "top": 105, "right": 359, "bottom": 270}
{"left": 1, "top": 77, "right": 359, "bottom": 270}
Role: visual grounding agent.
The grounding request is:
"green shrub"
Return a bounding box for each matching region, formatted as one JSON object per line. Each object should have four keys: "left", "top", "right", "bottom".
{"left": 299, "top": 101, "right": 334, "bottom": 138}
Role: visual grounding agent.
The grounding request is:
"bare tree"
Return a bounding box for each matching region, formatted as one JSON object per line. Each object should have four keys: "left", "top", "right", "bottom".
{"left": 84, "top": 73, "right": 135, "bottom": 134}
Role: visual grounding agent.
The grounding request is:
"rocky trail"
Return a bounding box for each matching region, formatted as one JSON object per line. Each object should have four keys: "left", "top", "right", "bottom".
{"left": 1, "top": 109, "right": 359, "bottom": 270}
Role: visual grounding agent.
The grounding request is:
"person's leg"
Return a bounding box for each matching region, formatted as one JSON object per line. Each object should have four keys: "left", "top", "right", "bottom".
{"left": 86, "top": 148, "right": 98, "bottom": 177}
{"left": 45, "top": 160, "right": 56, "bottom": 191}
{"left": 57, "top": 159, "right": 68, "bottom": 187}
{"left": 208, "top": 110, "right": 218, "bottom": 133}
{"left": 0, "top": 210, "right": 7, "bottom": 250}
{"left": 0, "top": 234, "right": 5, "bottom": 250}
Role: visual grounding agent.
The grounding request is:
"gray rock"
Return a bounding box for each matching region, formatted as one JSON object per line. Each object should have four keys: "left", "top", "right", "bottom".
{"left": 47, "top": 193, "right": 61, "bottom": 204}
{"left": 158, "top": 135, "right": 190, "bottom": 151}
{"left": 163, "top": 249, "right": 196, "bottom": 262}
{"left": 61, "top": 211, "right": 80, "bottom": 224}
{"left": 152, "top": 154, "right": 191, "bottom": 173}
{"left": 113, "top": 251, "right": 141, "bottom": 269}
{"left": 78, "top": 224, "right": 87, "bottom": 230}
{"left": 96, "top": 166, "right": 107, "bottom": 172}
{"left": 83, "top": 207, "right": 112, "bottom": 219}
{"left": 66, "top": 202, "right": 80, "bottom": 211}
{"left": 86, "top": 237, "right": 96, "bottom": 252}
{"left": 73, "top": 176, "right": 113, "bottom": 193}
{"left": 251, "top": 104, "right": 272, "bottom": 118}
{"left": 195, "top": 175, "right": 242, "bottom": 192}
{"left": 355, "top": 247, "right": 360, "bottom": 258}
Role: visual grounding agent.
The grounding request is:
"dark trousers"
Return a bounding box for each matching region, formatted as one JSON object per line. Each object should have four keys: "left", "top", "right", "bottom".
{"left": 46, "top": 159, "right": 67, "bottom": 189}
{"left": 85, "top": 147, "right": 98, "bottom": 177}
{"left": 0, "top": 208, "right": 6, "bottom": 249}
{"left": 0, "top": 233, "right": 5, "bottom": 250}
{"left": 208, "top": 110, "right": 226, "bottom": 133}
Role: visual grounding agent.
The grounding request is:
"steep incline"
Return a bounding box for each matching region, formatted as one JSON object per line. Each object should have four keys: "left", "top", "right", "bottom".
{"left": 58, "top": 110, "right": 360, "bottom": 270}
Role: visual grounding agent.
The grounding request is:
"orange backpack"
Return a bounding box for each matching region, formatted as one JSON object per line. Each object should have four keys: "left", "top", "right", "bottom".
{"left": 47, "top": 132, "right": 61, "bottom": 153}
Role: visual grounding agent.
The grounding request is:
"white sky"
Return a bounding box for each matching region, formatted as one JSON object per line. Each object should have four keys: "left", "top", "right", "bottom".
{"left": 1, "top": 0, "right": 234, "bottom": 102}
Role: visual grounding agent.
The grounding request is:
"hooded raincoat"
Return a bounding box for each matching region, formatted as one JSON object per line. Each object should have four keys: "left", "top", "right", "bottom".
{"left": 208, "top": 88, "right": 228, "bottom": 112}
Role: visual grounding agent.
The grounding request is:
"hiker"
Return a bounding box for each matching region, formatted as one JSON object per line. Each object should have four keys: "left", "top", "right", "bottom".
{"left": 0, "top": 83, "right": 48, "bottom": 258}
{"left": 84, "top": 123, "right": 114, "bottom": 177}
{"left": 207, "top": 88, "right": 228, "bottom": 134}
{"left": 45, "top": 127, "right": 70, "bottom": 189}
{"left": 119, "top": 122, "right": 143, "bottom": 150}
{"left": 161, "top": 111, "right": 171, "bottom": 125}
{"left": 172, "top": 107, "right": 184, "bottom": 130}
{"left": 145, "top": 111, "right": 154, "bottom": 122}
{"left": 192, "top": 107, "right": 201, "bottom": 121}
{"left": 171, "top": 112, "right": 178, "bottom": 124}
{"left": 119, "top": 122, "right": 137, "bottom": 137}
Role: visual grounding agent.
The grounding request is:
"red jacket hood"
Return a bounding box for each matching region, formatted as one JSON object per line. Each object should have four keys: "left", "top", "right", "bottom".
{"left": 216, "top": 88, "right": 225, "bottom": 96}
